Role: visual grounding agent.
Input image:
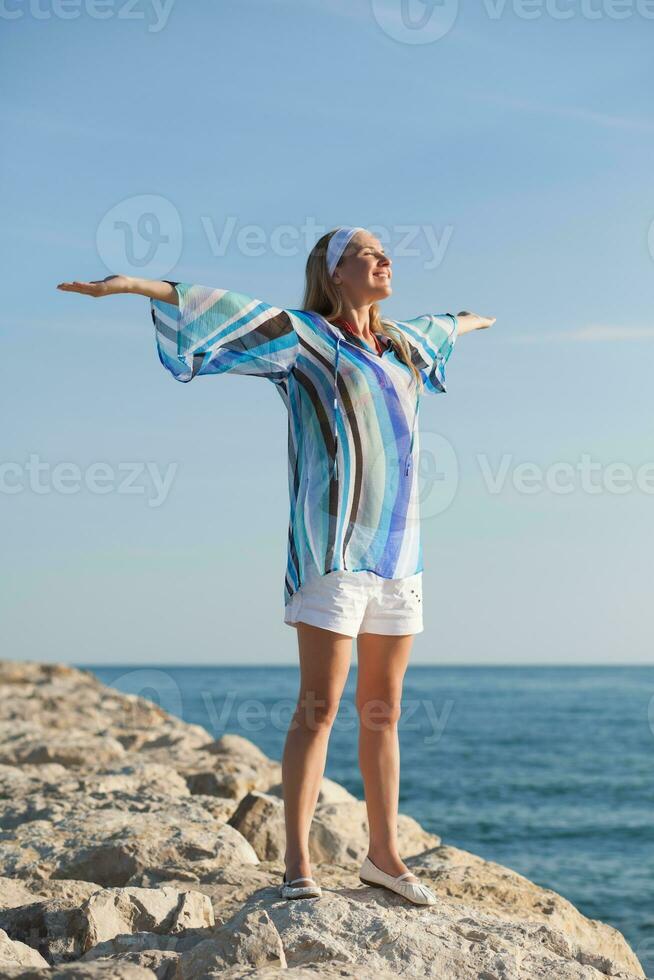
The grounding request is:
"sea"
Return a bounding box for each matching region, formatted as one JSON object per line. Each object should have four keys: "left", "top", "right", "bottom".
{"left": 83, "top": 664, "right": 654, "bottom": 970}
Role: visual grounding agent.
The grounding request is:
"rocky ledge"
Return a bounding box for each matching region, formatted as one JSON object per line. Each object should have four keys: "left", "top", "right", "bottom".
{"left": 0, "top": 660, "right": 645, "bottom": 980}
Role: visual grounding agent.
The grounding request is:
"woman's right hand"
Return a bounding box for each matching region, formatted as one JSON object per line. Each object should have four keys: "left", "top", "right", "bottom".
{"left": 56, "top": 274, "right": 132, "bottom": 298}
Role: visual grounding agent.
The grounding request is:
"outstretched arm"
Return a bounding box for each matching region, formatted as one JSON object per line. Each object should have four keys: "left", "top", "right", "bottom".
{"left": 390, "top": 307, "right": 495, "bottom": 394}
{"left": 58, "top": 275, "right": 300, "bottom": 384}
{"left": 457, "top": 311, "right": 496, "bottom": 335}
{"left": 57, "top": 275, "right": 178, "bottom": 305}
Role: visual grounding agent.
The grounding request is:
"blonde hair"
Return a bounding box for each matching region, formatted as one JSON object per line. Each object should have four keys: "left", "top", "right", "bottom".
{"left": 301, "top": 230, "right": 424, "bottom": 392}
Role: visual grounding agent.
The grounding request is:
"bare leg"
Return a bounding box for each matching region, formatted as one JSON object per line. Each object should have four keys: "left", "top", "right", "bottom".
{"left": 355, "top": 631, "right": 419, "bottom": 882}
{"left": 281, "top": 622, "right": 352, "bottom": 882}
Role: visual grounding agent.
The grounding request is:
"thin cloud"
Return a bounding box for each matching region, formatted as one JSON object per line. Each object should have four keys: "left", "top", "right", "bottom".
{"left": 471, "top": 92, "right": 654, "bottom": 133}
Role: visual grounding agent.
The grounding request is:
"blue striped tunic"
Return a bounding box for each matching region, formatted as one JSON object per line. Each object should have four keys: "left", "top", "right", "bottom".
{"left": 150, "top": 283, "right": 458, "bottom": 607}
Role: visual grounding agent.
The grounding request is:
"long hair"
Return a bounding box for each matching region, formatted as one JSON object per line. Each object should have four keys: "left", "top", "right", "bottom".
{"left": 301, "top": 230, "right": 424, "bottom": 392}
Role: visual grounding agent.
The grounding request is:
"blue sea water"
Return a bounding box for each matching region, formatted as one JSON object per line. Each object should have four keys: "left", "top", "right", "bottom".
{"left": 83, "top": 663, "right": 654, "bottom": 969}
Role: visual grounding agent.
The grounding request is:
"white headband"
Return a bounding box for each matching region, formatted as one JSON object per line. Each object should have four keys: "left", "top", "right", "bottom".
{"left": 326, "top": 226, "right": 365, "bottom": 277}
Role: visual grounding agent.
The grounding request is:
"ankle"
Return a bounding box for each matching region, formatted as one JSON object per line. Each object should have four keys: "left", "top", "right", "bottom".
{"left": 366, "top": 847, "right": 414, "bottom": 878}
{"left": 284, "top": 853, "right": 312, "bottom": 877}
{"left": 367, "top": 844, "right": 400, "bottom": 862}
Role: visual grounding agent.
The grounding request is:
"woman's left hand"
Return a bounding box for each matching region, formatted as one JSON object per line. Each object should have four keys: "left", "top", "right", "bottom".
{"left": 457, "top": 311, "right": 496, "bottom": 334}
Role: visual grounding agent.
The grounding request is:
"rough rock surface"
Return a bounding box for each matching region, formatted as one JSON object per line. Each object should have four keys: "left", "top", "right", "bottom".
{"left": 0, "top": 660, "right": 646, "bottom": 979}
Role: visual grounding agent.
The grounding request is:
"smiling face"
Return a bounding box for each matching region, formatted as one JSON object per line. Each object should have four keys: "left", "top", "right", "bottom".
{"left": 331, "top": 230, "right": 392, "bottom": 306}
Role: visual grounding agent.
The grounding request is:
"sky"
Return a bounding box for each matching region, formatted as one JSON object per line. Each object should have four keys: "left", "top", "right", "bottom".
{"left": 1, "top": 0, "right": 653, "bottom": 665}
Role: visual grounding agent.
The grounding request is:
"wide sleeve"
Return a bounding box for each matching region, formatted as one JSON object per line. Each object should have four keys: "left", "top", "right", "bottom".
{"left": 391, "top": 312, "right": 458, "bottom": 394}
{"left": 150, "top": 281, "right": 300, "bottom": 383}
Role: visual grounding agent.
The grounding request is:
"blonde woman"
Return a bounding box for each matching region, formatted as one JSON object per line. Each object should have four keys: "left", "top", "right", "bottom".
{"left": 57, "top": 225, "right": 494, "bottom": 905}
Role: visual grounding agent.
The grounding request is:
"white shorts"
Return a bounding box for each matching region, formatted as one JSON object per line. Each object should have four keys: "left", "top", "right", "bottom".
{"left": 283, "top": 569, "right": 424, "bottom": 638}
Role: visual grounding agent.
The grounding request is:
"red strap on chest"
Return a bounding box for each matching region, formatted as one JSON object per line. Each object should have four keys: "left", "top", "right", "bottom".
{"left": 333, "top": 317, "right": 385, "bottom": 355}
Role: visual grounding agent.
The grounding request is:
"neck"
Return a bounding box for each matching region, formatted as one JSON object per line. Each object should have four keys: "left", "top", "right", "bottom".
{"left": 337, "top": 304, "right": 373, "bottom": 338}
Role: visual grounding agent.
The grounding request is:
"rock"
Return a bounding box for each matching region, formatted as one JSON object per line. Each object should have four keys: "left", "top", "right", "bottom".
{"left": 227, "top": 791, "right": 286, "bottom": 861}
{"left": 0, "top": 962, "right": 160, "bottom": 977}
{"left": 171, "top": 862, "right": 284, "bottom": 924}
{"left": 0, "top": 885, "right": 212, "bottom": 967}
{"left": 94, "top": 951, "right": 179, "bottom": 978}
{"left": 179, "top": 794, "right": 237, "bottom": 825}
{"left": 409, "top": 844, "right": 646, "bottom": 980}
{"left": 78, "top": 932, "right": 194, "bottom": 965}
{"left": 222, "top": 880, "right": 644, "bottom": 980}
{"left": 0, "top": 877, "right": 103, "bottom": 914}
{"left": 181, "top": 735, "right": 286, "bottom": 801}
{"left": 0, "top": 876, "right": 52, "bottom": 910}
{"left": 182, "top": 756, "right": 282, "bottom": 801}
{"left": 204, "top": 967, "right": 389, "bottom": 980}
{"left": 228, "top": 794, "right": 440, "bottom": 866}
{"left": 0, "top": 660, "right": 645, "bottom": 980}
{"left": 79, "top": 764, "right": 191, "bottom": 800}
{"left": 0, "top": 809, "right": 258, "bottom": 885}
{"left": 0, "top": 661, "right": 89, "bottom": 687}
{"left": 0, "top": 762, "right": 194, "bottom": 831}
{"left": 0, "top": 729, "right": 127, "bottom": 768}
{"left": 0, "top": 926, "right": 50, "bottom": 969}
{"left": 176, "top": 906, "right": 286, "bottom": 975}
{"left": 80, "top": 886, "right": 214, "bottom": 952}
{"left": 0, "top": 661, "right": 209, "bottom": 773}
{"left": 0, "top": 897, "right": 89, "bottom": 964}
{"left": 309, "top": 801, "right": 440, "bottom": 864}
{"left": 202, "top": 733, "right": 272, "bottom": 763}
{"left": 266, "top": 776, "right": 357, "bottom": 805}
{"left": 131, "top": 727, "right": 213, "bottom": 762}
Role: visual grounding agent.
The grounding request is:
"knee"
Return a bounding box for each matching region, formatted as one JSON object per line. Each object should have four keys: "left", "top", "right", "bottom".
{"left": 356, "top": 696, "right": 402, "bottom": 731}
{"left": 293, "top": 692, "right": 340, "bottom": 732}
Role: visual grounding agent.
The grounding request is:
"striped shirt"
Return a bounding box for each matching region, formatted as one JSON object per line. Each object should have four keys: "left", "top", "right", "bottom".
{"left": 150, "top": 283, "right": 458, "bottom": 607}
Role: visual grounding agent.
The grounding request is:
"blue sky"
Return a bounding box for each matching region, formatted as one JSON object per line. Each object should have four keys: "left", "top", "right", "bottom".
{"left": 1, "top": 0, "right": 653, "bottom": 665}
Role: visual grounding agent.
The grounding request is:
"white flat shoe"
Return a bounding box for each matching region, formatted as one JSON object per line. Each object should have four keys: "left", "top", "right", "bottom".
{"left": 359, "top": 855, "right": 437, "bottom": 906}
{"left": 279, "top": 872, "right": 322, "bottom": 900}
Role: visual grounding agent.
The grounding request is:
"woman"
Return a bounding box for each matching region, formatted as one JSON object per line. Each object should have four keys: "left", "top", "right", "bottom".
{"left": 57, "top": 225, "right": 494, "bottom": 906}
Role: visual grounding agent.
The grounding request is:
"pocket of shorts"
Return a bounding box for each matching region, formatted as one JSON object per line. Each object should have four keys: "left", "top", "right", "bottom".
{"left": 390, "top": 577, "right": 422, "bottom": 607}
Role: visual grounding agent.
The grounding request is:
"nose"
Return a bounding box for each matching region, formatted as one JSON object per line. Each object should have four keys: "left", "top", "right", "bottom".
{"left": 379, "top": 255, "right": 391, "bottom": 269}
